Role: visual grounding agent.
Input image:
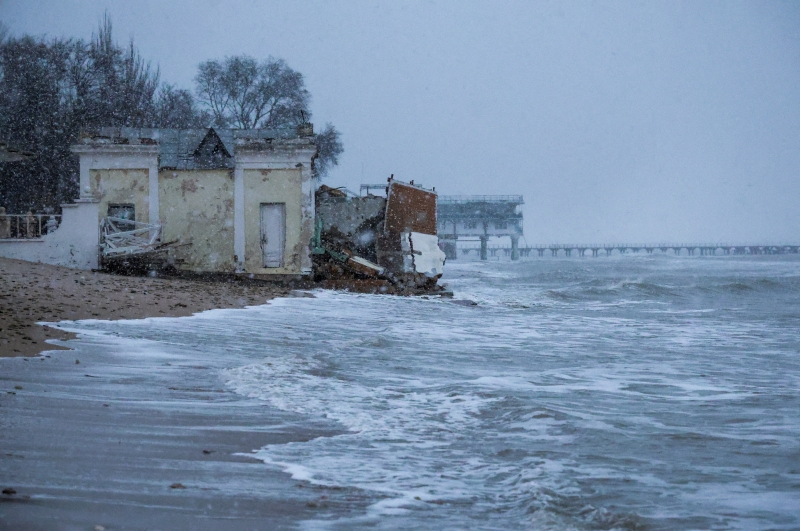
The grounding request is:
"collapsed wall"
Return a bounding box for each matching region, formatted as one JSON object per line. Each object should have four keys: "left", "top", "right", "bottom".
{"left": 313, "top": 179, "right": 447, "bottom": 293}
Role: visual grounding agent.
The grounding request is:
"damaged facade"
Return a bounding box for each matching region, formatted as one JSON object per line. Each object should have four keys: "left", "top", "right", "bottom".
{"left": 71, "top": 126, "right": 316, "bottom": 277}
{"left": 314, "top": 178, "right": 447, "bottom": 293}
{"left": 1, "top": 128, "right": 450, "bottom": 294}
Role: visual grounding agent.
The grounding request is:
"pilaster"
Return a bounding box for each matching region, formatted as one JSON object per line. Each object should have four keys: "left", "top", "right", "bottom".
{"left": 234, "top": 166, "right": 245, "bottom": 272}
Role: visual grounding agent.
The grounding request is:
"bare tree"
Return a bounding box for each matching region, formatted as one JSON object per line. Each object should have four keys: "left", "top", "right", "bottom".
{"left": 194, "top": 59, "right": 230, "bottom": 126}
{"left": 195, "top": 55, "right": 310, "bottom": 130}
{"left": 314, "top": 123, "right": 343, "bottom": 179}
{"left": 154, "top": 84, "right": 210, "bottom": 128}
{"left": 88, "top": 14, "right": 159, "bottom": 127}
{"left": 195, "top": 54, "right": 343, "bottom": 177}
{"left": 0, "top": 14, "right": 207, "bottom": 211}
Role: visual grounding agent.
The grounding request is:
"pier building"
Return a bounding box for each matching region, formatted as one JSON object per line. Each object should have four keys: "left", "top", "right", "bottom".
{"left": 436, "top": 195, "right": 524, "bottom": 260}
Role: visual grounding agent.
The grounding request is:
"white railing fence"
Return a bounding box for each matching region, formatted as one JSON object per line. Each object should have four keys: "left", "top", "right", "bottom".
{"left": 100, "top": 216, "right": 162, "bottom": 258}
{"left": 0, "top": 213, "right": 62, "bottom": 239}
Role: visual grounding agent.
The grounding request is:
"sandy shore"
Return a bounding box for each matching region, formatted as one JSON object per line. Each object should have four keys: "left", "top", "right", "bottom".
{"left": 0, "top": 258, "right": 373, "bottom": 528}
{"left": 0, "top": 257, "right": 291, "bottom": 357}
{"left": 0, "top": 323, "right": 358, "bottom": 529}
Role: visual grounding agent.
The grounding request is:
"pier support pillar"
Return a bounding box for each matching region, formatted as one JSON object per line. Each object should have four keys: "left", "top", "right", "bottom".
{"left": 510, "top": 235, "right": 520, "bottom": 261}
{"left": 480, "top": 236, "right": 488, "bottom": 260}
{"left": 439, "top": 240, "right": 457, "bottom": 260}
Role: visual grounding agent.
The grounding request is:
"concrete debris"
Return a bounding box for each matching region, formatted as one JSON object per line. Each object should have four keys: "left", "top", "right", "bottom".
{"left": 313, "top": 178, "right": 447, "bottom": 294}
{"left": 400, "top": 231, "right": 446, "bottom": 277}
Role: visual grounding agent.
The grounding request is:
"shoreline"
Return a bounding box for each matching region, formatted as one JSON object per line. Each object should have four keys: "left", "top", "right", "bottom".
{"left": 0, "top": 257, "right": 292, "bottom": 357}
{"left": 0, "top": 317, "right": 354, "bottom": 529}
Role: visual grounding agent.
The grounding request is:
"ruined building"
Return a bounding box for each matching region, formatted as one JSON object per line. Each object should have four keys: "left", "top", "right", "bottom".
{"left": 69, "top": 126, "right": 316, "bottom": 276}
{"left": 1, "top": 128, "right": 449, "bottom": 293}
{"left": 314, "top": 178, "right": 447, "bottom": 293}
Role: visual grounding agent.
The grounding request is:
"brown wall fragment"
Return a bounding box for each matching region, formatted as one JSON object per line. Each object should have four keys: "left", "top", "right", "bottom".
{"left": 384, "top": 182, "right": 437, "bottom": 235}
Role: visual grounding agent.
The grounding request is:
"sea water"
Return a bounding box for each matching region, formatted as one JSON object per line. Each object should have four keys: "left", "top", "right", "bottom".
{"left": 52, "top": 255, "right": 800, "bottom": 530}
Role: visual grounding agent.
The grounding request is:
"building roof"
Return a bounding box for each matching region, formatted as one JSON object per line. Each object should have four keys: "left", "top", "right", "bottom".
{"left": 84, "top": 126, "right": 313, "bottom": 170}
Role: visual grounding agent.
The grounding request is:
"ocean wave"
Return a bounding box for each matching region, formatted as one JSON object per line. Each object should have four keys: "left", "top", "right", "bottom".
{"left": 694, "top": 277, "right": 793, "bottom": 294}
{"left": 542, "top": 279, "right": 675, "bottom": 302}
{"left": 33, "top": 255, "right": 800, "bottom": 530}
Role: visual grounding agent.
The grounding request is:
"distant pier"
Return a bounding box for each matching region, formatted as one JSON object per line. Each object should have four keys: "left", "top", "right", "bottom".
{"left": 454, "top": 243, "right": 800, "bottom": 259}
{"left": 437, "top": 195, "right": 524, "bottom": 260}
{"left": 430, "top": 192, "right": 799, "bottom": 259}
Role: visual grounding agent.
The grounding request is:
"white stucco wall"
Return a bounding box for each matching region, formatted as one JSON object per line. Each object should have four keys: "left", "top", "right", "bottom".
{"left": 234, "top": 141, "right": 316, "bottom": 275}
{"left": 242, "top": 168, "right": 302, "bottom": 274}
{"left": 69, "top": 133, "right": 316, "bottom": 276}
{"left": 0, "top": 200, "right": 100, "bottom": 270}
{"left": 159, "top": 170, "right": 235, "bottom": 272}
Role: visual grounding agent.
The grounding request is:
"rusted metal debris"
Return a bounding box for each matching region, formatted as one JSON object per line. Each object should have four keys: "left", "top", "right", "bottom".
{"left": 313, "top": 177, "right": 447, "bottom": 294}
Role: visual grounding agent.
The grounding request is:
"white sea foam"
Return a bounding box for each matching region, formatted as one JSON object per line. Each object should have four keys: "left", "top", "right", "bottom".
{"left": 42, "top": 255, "right": 800, "bottom": 529}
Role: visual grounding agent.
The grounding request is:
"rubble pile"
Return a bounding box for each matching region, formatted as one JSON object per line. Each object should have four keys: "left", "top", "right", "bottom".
{"left": 313, "top": 178, "right": 447, "bottom": 294}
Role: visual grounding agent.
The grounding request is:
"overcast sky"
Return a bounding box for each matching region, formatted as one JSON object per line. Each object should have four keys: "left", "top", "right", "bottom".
{"left": 2, "top": 0, "right": 799, "bottom": 243}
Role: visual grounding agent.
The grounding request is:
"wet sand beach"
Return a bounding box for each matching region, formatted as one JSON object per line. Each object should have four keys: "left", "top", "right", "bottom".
{"left": 0, "top": 329, "right": 360, "bottom": 530}
{"left": 0, "top": 257, "right": 367, "bottom": 529}
{"left": 0, "top": 257, "right": 291, "bottom": 357}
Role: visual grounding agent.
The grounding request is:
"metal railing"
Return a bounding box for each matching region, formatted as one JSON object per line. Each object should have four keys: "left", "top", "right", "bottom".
{"left": 455, "top": 243, "right": 800, "bottom": 257}
{"left": 520, "top": 243, "right": 800, "bottom": 250}
{"left": 438, "top": 195, "right": 524, "bottom": 204}
{"left": 360, "top": 183, "right": 388, "bottom": 196}
{"left": 0, "top": 213, "right": 62, "bottom": 239}
{"left": 100, "top": 216, "right": 162, "bottom": 258}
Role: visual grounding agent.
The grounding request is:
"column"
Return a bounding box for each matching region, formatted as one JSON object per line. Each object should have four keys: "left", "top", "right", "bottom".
{"left": 299, "top": 162, "right": 315, "bottom": 275}
{"left": 148, "top": 161, "right": 159, "bottom": 223}
{"left": 480, "top": 236, "right": 488, "bottom": 260}
{"left": 234, "top": 166, "right": 245, "bottom": 272}
{"left": 79, "top": 155, "right": 92, "bottom": 199}
{"left": 510, "top": 235, "right": 520, "bottom": 261}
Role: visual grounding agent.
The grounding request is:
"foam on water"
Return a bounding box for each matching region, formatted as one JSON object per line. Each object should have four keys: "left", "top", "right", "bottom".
{"left": 48, "top": 255, "right": 800, "bottom": 530}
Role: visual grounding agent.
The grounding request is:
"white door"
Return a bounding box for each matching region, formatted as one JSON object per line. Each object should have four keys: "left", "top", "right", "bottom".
{"left": 260, "top": 203, "right": 286, "bottom": 268}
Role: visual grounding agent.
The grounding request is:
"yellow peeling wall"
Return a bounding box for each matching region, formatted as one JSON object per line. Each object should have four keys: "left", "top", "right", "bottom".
{"left": 90, "top": 169, "right": 150, "bottom": 223}
{"left": 159, "top": 170, "right": 235, "bottom": 272}
{"left": 243, "top": 168, "right": 303, "bottom": 275}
